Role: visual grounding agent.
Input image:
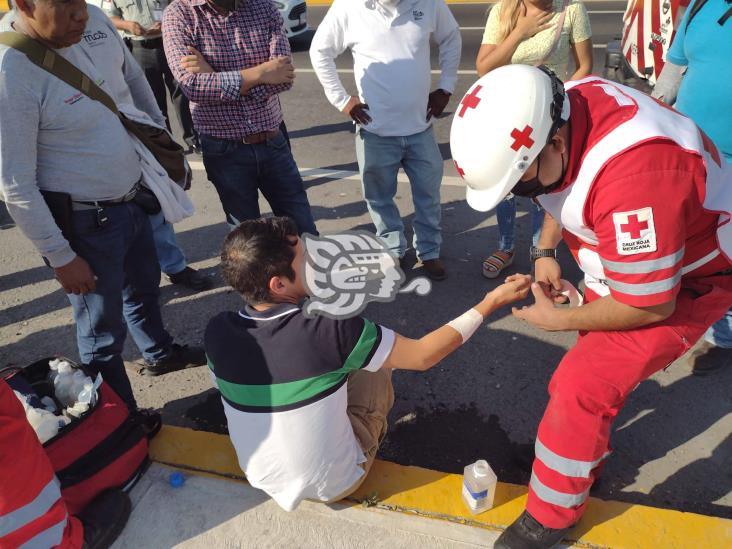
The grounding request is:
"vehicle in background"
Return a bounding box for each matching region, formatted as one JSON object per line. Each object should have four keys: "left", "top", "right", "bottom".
{"left": 604, "top": 0, "right": 690, "bottom": 88}
{"left": 275, "top": 0, "right": 308, "bottom": 39}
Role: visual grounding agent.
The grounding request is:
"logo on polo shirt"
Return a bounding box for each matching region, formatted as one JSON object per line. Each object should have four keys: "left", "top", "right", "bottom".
{"left": 82, "top": 30, "right": 108, "bottom": 47}
{"left": 612, "top": 207, "right": 657, "bottom": 256}
{"left": 64, "top": 92, "right": 84, "bottom": 105}
{"left": 413, "top": 9, "right": 424, "bottom": 20}
{"left": 302, "top": 231, "right": 432, "bottom": 319}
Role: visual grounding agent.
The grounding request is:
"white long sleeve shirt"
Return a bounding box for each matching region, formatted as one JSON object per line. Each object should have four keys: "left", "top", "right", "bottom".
{"left": 309, "top": 0, "right": 461, "bottom": 137}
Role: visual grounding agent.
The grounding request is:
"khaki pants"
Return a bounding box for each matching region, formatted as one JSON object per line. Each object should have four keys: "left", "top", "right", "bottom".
{"left": 327, "top": 367, "right": 394, "bottom": 502}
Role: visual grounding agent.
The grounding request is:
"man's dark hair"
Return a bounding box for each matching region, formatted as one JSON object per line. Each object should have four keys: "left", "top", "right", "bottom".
{"left": 221, "top": 216, "right": 299, "bottom": 304}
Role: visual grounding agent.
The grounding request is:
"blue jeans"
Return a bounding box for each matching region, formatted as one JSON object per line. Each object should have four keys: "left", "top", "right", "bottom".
{"left": 149, "top": 211, "right": 187, "bottom": 275}
{"left": 200, "top": 130, "right": 317, "bottom": 234}
{"left": 705, "top": 310, "right": 732, "bottom": 348}
{"left": 355, "top": 127, "right": 443, "bottom": 260}
{"left": 67, "top": 202, "right": 173, "bottom": 407}
{"left": 496, "top": 195, "right": 545, "bottom": 252}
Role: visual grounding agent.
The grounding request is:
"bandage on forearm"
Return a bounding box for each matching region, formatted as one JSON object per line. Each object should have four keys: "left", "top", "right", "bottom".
{"left": 447, "top": 308, "right": 484, "bottom": 343}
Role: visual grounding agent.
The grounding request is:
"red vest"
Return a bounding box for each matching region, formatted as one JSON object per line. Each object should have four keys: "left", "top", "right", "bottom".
{"left": 538, "top": 77, "right": 731, "bottom": 297}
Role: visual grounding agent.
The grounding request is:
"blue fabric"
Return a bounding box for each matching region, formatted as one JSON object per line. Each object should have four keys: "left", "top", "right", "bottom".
{"left": 704, "top": 309, "right": 732, "bottom": 348}
{"left": 667, "top": 0, "right": 732, "bottom": 161}
{"left": 495, "top": 196, "right": 545, "bottom": 252}
{"left": 67, "top": 203, "right": 173, "bottom": 406}
{"left": 668, "top": 0, "right": 732, "bottom": 346}
{"left": 355, "top": 127, "right": 443, "bottom": 260}
{"left": 149, "top": 211, "right": 187, "bottom": 275}
{"left": 200, "top": 130, "right": 317, "bottom": 234}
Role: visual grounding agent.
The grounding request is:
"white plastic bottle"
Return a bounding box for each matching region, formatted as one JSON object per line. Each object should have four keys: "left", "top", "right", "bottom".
{"left": 462, "top": 460, "right": 497, "bottom": 514}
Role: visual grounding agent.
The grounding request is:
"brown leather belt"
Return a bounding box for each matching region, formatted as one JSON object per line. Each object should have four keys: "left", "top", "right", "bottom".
{"left": 242, "top": 129, "right": 279, "bottom": 145}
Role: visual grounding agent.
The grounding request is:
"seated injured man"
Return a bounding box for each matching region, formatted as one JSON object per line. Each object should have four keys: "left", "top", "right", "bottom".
{"left": 205, "top": 216, "right": 531, "bottom": 510}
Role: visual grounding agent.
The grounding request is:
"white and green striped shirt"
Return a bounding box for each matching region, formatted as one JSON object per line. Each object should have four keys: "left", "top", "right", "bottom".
{"left": 205, "top": 303, "right": 395, "bottom": 511}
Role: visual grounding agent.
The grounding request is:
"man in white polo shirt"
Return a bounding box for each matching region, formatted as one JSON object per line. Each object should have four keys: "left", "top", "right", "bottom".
{"left": 310, "top": 0, "right": 461, "bottom": 281}
{"left": 206, "top": 216, "right": 531, "bottom": 510}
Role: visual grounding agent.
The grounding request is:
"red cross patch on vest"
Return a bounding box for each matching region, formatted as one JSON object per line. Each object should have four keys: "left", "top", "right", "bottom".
{"left": 612, "top": 207, "right": 657, "bottom": 255}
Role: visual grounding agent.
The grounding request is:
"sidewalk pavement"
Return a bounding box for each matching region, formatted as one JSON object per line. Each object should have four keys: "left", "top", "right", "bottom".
{"left": 114, "top": 463, "right": 503, "bottom": 549}
{"left": 112, "top": 426, "right": 732, "bottom": 548}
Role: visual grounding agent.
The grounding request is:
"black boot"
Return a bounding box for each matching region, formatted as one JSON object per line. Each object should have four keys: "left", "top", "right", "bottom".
{"left": 495, "top": 511, "right": 572, "bottom": 549}
{"left": 79, "top": 489, "right": 131, "bottom": 549}
{"left": 167, "top": 266, "right": 212, "bottom": 292}
{"left": 139, "top": 343, "right": 207, "bottom": 376}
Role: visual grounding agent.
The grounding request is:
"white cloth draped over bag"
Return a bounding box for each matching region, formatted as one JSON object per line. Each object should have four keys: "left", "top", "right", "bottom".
{"left": 119, "top": 104, "right": 194, "bottom": 224}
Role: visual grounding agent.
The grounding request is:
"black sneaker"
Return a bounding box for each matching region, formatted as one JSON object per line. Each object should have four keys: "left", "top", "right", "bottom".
{"left": 166, "top": 266, "right": 212, "bottom": 292}
{"left": 79, "top": 489, "right": 131, "bottom": 549}
{"left": 140, "top": 344, "right": 206, "bottom": 376}
{"left": 131, "top": 408, "right": 162, "bottom": 439}
{"left": 419, "top": 258, "right": 448, "bottom": 281}
{"left": 399, "top": 255, "right": 411, "bottom": 273}
{"left": 495, "top": 511, "right": 572, "bottom": 549}
{"left": 0, "top": 201, "right": 14, "bottom": 230}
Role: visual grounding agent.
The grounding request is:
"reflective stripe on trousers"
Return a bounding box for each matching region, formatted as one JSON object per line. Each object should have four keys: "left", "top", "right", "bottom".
{"left": 0, "top": 479, "right": 62, "bottom": 538}
{"left": 526, "top": 276, "right": 732, "bottom": 529}
{"left": 0, "top": 477, "right": 66, "bottom": 548}
{"left": 534, "top": 439, "right": 610, "bottom": 480}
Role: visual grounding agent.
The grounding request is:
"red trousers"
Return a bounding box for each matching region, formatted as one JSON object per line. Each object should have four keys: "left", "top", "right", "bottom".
{"left": 0, "top": 380, "right": 83, "bottom": 549}
{"left": 526, "top": 276, "right": 732, "bottom": 528}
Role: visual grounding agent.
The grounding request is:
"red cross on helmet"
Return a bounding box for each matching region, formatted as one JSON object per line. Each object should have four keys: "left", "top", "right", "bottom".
{"left": 450, "top": 65, "right": 570, "bottom": 212}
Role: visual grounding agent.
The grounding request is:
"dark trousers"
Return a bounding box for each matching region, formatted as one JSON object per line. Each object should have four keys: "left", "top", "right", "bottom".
{"left": 200, "top": 130, "right": 317, "bottom": 234}
{"left": 128, "top": 40, "right": 196, "bottom": 143}
{"left": 67, "top": 202, "right": 173, "bottom": 407}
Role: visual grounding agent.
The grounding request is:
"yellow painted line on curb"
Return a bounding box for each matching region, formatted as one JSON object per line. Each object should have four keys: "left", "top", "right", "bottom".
{"left": 151, "top": 425, "right": 732, "bottom": 549}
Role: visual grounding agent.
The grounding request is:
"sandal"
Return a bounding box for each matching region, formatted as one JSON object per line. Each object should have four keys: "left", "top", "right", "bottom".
{"left": 482, "top": 250, "right": 514, "bottom": 279}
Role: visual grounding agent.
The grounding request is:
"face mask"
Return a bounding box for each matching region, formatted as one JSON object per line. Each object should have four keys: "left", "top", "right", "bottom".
{"left": 511, "top": 153, "right": 566, "bottom": 198}
{"left": 210, "top": 0, "right": 242, "bottom": 12}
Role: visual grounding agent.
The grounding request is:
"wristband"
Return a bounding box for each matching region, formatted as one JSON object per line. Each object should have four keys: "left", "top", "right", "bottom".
{"left": 447, "top": 308, "right": 483, "bottom": 343}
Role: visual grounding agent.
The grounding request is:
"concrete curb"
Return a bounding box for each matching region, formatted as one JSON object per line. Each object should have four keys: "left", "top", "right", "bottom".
{"left": 150, "top": 425, "right": 732, "bottom": 549}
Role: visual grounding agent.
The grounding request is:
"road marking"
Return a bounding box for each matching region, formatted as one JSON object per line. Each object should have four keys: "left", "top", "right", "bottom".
{"left": 189, "top": 160, "right": 466, "bottom": 188}
{"left": 151, "top": 425, "right": 732, "bottom": 549}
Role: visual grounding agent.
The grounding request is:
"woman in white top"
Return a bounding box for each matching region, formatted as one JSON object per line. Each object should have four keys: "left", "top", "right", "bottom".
{"left": 475, "top": 0, "right": 593, "bottom": 280}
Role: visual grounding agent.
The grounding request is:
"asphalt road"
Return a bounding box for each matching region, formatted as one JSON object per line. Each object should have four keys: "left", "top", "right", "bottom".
{"left": 2, "top": 0, "right": 731, "bottom": 523}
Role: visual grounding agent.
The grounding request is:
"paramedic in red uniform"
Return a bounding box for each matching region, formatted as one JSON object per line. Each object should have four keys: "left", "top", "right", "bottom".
{"left": 449, "top": 64, "right": 732, "bottom": 549}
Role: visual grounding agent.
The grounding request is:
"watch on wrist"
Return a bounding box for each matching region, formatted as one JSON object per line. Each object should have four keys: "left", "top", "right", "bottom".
{"left": 530, "top": 247, "right": 557, "bottom": 262}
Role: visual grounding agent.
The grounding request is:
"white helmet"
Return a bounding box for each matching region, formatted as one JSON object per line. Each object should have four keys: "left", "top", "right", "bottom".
{"left": 450, "top": 65, "right": 570, "bottom": 212}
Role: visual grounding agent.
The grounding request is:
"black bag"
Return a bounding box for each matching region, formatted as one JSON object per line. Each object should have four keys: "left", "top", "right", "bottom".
{"left": 132, "top": 186, "right": 162, "bottom": 215}
{"left": 2, "top": 358, "right": 150, "bottom": 515}
{"left": 39, "top": 189, "right": 74, "bottom": 245}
